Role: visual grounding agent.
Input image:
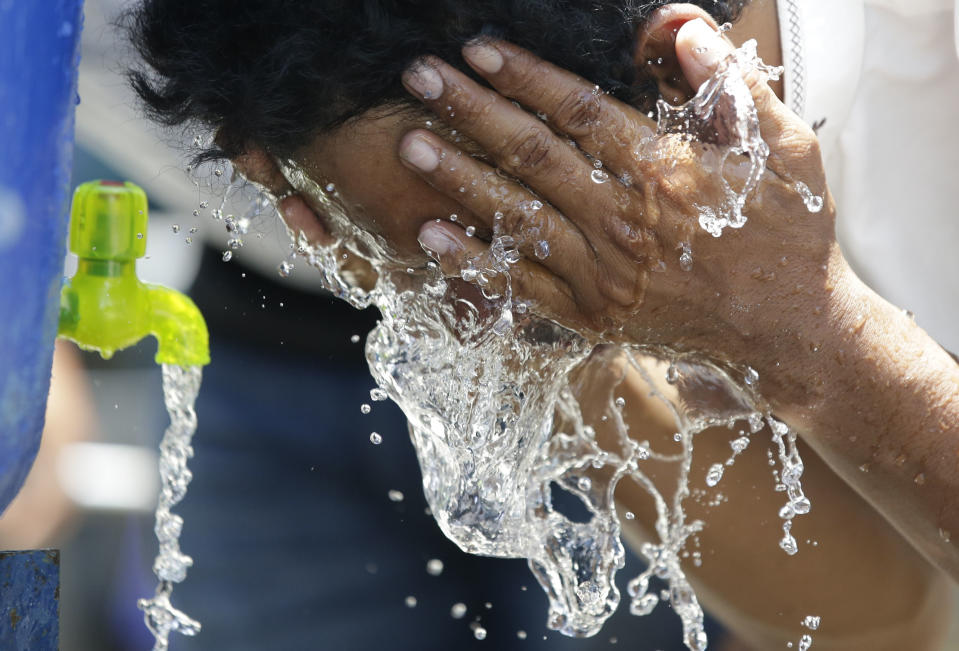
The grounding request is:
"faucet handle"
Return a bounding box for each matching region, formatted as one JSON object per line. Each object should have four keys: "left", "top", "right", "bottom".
{"left": 68, "top": 180, "right": 148, "bottom": 261}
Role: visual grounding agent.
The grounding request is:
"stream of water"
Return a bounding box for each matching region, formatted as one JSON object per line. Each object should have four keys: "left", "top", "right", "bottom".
{"left": 137, "top": 364, "right": 203, "bottom": 651}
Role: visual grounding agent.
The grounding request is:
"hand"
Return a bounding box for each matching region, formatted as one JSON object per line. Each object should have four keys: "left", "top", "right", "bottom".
{"left": 398, "top": 19, "right": 846, "bottom": 388}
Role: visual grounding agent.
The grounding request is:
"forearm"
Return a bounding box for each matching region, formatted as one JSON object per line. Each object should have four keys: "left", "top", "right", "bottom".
{"left": 594, "top": 353, "right": 953, "bottom": 649}
{"left": 751, "top": 253, "right": 959, "bottom": 579}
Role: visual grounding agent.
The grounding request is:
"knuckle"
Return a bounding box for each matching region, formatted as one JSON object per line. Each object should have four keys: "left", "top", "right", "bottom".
{"left": 503, "top": 125, "right": 555, "bottom": 173}
{"left": 448, "top": 86, "right": 492, "bottom": 125}
{"left": 502, "top": 198, "right": 547, "bottom": 237}
{"left": 553, "top": 88, "right": 604, "bottom": 135}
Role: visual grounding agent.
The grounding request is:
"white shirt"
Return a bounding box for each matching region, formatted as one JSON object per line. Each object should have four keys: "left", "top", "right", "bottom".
{"left": 782, "top": 0, "right": 959, "bottom": 352}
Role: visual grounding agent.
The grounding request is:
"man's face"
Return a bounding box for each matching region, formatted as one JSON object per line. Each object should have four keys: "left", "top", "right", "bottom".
{"left": 288, "top": 106, "right": 489, "bottom": 268}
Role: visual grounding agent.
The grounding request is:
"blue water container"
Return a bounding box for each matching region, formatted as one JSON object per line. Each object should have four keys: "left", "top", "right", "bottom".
{"left": 0, "top": 0, "right": 84, "bottom": 513}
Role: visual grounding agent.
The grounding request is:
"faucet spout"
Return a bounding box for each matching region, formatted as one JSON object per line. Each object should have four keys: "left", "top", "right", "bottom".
{"left": 56, "top": 180, "right": 209, "bottom": 366}
{"left": 146, "top": 284, "right": 210, "bottom": 367}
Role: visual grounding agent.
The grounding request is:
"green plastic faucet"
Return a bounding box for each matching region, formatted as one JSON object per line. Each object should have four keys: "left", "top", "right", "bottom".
{"left": 57, "top": 180, "right": 210, "bottom": 366}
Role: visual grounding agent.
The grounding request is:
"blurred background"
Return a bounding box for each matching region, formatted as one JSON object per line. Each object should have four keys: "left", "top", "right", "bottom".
{"left": 2, "top": 1, "right": 958, "bottom": 650}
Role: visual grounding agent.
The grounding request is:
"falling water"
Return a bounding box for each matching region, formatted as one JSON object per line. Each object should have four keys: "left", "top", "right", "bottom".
{"left": 259, "top": 41, "right": 813, "bottom": 650}
{"left": 137, "top": 364, "right": 203, "bottom": 650}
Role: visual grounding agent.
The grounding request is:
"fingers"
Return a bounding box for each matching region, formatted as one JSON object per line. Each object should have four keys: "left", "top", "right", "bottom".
{"left": 232, "top": 147, "right": 339, "bottom": 248}
{"left": 401, "top": 57, "right": 611, "bottom": 220}
{"left": 279, "top": 195, "right": 334, "bottom": 246}
{"left": 398, "top": 129, "right": 596, "bottom": 278}
{"left": 460, "top": 39, "right": 656, "bottom": 176}
{"left": 418, "top": 220, "right": 582, "bottom": 328}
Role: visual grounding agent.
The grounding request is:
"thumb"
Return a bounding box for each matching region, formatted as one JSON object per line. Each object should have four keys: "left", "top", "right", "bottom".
{"left": 675, "top": 18, "right": 802, "bottom": 157}
{"left": 674, "top": 18, "right": 737, "bottom": 90}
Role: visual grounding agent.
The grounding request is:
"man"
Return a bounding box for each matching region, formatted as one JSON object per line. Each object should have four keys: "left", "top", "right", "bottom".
{"left": 125, "top": 1, "right": 959, "bottom": 649}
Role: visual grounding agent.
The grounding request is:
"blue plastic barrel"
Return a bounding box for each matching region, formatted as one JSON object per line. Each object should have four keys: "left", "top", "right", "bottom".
{"left": 0, "top": 1, "right": 84, "bottom": 514}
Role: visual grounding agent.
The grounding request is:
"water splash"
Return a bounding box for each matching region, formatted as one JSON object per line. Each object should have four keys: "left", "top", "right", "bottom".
{"left": 267, "top": 41, "right": 810, "bottom": 650}
{"left": 656, "top": 39, "right": 782, "bottom": 237}
{"left": 138, "top": 365, "right": 203, "bottom": 650}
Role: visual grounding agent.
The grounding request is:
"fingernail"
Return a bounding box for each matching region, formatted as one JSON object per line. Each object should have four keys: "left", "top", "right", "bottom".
{"left": 680, "top": 18, "right": 729, "bottom": 70}
{"left": 463, "top": 41, "right": 503, "bottom": 74}
{"left": 418, "top": 224, "right": 454, "bottom": 257}
{"left": 400, "top": 136, "right": 440, "bottom": 172}
{"left": 403, "top": 63, "right": 444, "bottom": 100}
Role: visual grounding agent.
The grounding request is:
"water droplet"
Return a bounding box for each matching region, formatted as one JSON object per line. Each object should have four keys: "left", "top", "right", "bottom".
{"left": 451, "top": 603, "right": 467, "bottom": 619}
{"left": 666, "top": 365, "right": 680, "bottom": 384}
{"left": 465, "top": 225, "right": 476, "bottom": 237}
{"left": 730, "top": 436, "right": 750, "bottom": 454}
{"left": 474, "top": 627, "right": 487, "bottom": 641}
{"left": 705, "top": 463, "right": 724, "bottom": 487}
{"left": 369, "top": 432, "right": 382, "bottom": 445}
{"left": 779, "top": 533, "right": 798, "bottom": 555}
{"left": 325, "top": 183, "right": 335, "bottom": 193}
{"left": 370, "top": 388, "right": 388, "bottom": 401}
{"left": 624, "top": 511, "right": 635, "bottom": 520}
{"left": 802, "top": 615, "right": 821, "bottom": 630}
{"left": 221, "top": 251, "right": 232, "bottom": 262}
{"left": 199, "top": 201, "right": 209, "bottom": 209}
{"left": 278, "top": 260, "right": 294, "bottom": 278}
{"left": 578, "top": 477, "right": 592, "bottom": 491}
{"left": 184, "top": 237, "right": 193, "bottom": 245}
{"left": 914, "top": 472, "right": 926, "bottom": 486}
{"left": 679, "top": 242, "right": 693, "bottom": 272}
{"left": 426, "top": 559, "right": 444, "bottom": 576}
{"left": 798, "top": 634, "right": 813, "bottom": 651}
{"left": 516, "top": 630, "right": 527, "bottom": 640}
{"left": 590, "top": 169, "right": 609, "bottom": 184}
{"left": 360, "top": 403, "right": 372, "bottom": 414}
{"left": 350, "top": 334, "right": 361, "bottom": 344}
{"left": 449, "top": 213, "right": 458, "bottom": 222}
{"left": 172, "top": 224, "right": 180, "bottom": 233}
{"left": 630, "top": 593, "right": 659, "bottom": 616}
{"left": 405, "top": 595, "right": 417, "bottom": 608}
{"left": 387, "top": 489, "right": 404, "bottom": 502}
{"left": 593, "top": 159, "right": 603, "bottom": 169}
{"left": 534, "top": 240, "right": 550, "bottom": 259}
{"left": 192, "top": 209, "right": 200, "bottom": 217}
{"left": 794, "top": 182, "right": 823, "bottom": 213}
{"left": 614, "top": 396, "right": 626, "bottom": 409}
{"left": 744, "top": 366, "right": 759, "bottom": 386}
{"left": 136, "top": 232, "right": 144, "bottom": 240}
{"left": 214, "top": 169, "right": 223, "bottom": 177}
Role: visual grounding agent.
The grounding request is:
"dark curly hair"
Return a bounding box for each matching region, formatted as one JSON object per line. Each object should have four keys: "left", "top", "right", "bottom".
{"left": 124, "top": 0, "right": 747, "bottom": 164}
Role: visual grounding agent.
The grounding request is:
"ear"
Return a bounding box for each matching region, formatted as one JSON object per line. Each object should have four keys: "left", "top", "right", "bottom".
{"left": 634, "top": 4, "right": 720, "bottom": 105}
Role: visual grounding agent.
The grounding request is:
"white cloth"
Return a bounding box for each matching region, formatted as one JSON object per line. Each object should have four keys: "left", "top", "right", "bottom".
{"left": 783, "top": 0, "right": 959, "bottom": 352}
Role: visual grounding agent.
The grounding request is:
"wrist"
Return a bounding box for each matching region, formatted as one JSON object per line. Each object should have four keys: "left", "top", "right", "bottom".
{"left": 737, "top": 247, "right": 863, "bottom": 415}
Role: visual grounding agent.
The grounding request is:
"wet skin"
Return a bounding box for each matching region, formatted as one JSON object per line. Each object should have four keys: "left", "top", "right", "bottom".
{"left": 235, "top": 3, "right": 959, "bottom": 648}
